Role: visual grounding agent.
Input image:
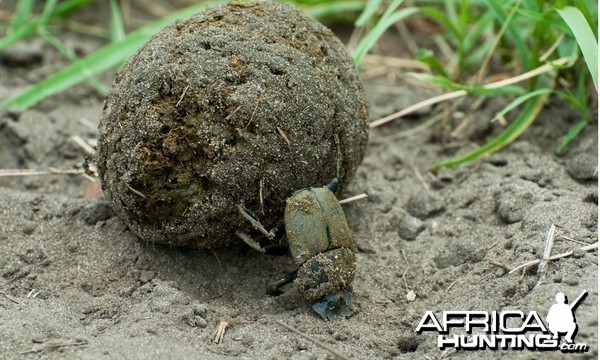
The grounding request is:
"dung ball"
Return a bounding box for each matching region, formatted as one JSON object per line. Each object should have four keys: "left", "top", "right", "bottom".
{"left": 97, "top": 1, "right": 369, "bottom": 248}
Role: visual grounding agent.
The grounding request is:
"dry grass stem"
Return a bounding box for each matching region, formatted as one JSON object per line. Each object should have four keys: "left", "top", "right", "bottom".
{"left": 122, "top": 179, "right": 147, "bottom": 199}
{"left": 211, "top": 320, "right": 228, "bottom": 344}
{"left": 225, "top": 105, "right": 241, "bottom": 120}
{"left": 70, "top": 135, "right": 96, "bottom": 155}
{"left": 369, "top": 57, "right": 569, "bottom": 128}
{"left": 412, "top": 167, "right": 430, "bottom": 190}
{"left": 21, "top": 340, "right": 88, "bottom": 354}
{"left": 488, "top": 260, "right": 510, "bottom": 272}
{"left": 0, "top": 291, "right": 23, "bottom": 305}
{"left": 509, "top": 242, "right": 598, "bottom": 274}
{"left": 276, "top": 126, "right": 292, "bottom": 149}
{"left": 275, "top": 320, "right": 348, "bottom": 360}
{"left": 175, "top": 84, "right": 189, "bottom": 107}
{"left": 0, "top": 168, "right": 83, "bottom": 177}
{"left": 338, "top": 193, "right": 368, "bottom": 205}
{"left": 538, "top": 223, "right": 558, "bottom": 272}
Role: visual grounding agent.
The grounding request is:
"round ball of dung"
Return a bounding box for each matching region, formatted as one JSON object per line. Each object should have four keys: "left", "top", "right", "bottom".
{"left": 97, "top": 1, "right": 369, "bottom": 248}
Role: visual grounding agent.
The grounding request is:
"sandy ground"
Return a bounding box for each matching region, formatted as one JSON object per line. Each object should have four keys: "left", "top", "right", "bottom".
{"left": 0, "top": 2, "right": 597, "bottom": 359}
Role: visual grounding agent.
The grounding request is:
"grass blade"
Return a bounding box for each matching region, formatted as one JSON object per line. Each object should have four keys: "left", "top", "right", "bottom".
{"left": 0, "top": 0, "right": 95, "bottom": 53}
{"left": 486, "top": 0, "right": 530, "bottom": 68}
{"left": 9, "top": 0, "right": 35, "bottom": 32}
{"left": 556, "top": 6, "right": 598, "bottom": 90}
{"left": 557, "top": 119, "right": 588, "bottom": 152}
{"left": 353, "top": 7, "right": 419, "bottom": 65}
{"left": 431, "top": 92, "right": 550, "bottom": 173}
{"left": 0, "top": 1, "right": 227, "bottom": 110}
{"left": 109, "top": 0, "right": 126, "bottom": 42}
{"left": 491, "top": 88, "right": 553, "bottom": 122}
{"left": 354, "top": 0, "right": 382, "bottom": 26}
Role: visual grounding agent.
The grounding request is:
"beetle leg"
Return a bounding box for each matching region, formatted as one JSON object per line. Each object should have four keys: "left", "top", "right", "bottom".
{"left": 237, "top": 205, "right": 277, "bottom": 240}
{"left": 267, "top": 270, "right": 298, "bottom": 296}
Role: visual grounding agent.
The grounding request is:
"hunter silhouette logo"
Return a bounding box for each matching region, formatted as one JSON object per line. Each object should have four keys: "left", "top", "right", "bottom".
{"left": 415, "top": 289, "right": 589, "bottom": 352}
{"left": 546, "top": 290, "right": 587, "bottom": 344}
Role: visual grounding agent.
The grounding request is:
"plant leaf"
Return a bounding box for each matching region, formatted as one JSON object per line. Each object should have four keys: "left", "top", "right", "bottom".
{"left": 431, "top": 93, "right": 550, "bottom": 173}
{"left": 491, "top": 88, "right": 553, "bottom": 122}
{"left": 353, "top": 7, "right": 419, "bottom": 65}
{"left": 556, "top": 6, "right": 599, "bottom": 90}
{"left": 0, "top": 1, "right": 227, "bottom": 110}
{"left": 557, "top": 118, "right": 588, "bottom": 152}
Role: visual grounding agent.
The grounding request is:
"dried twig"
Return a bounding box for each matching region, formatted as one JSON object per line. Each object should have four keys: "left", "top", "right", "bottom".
{"left": 369, "top": 57, "right": 569, "bottom": 128}
{"left": 508, "top": 243, "right": 598, "bottom": 274}
{"left": 225, "top": 105, "right": 241, "bottom": 120}
{"left": 276, "top": 126, "right": 292, "bottom": 149}
{"left": 21, "top": 340, "right": 88, "bottom": 354}
{"left": 488, "top": 260, "right": 510, "bottom": 272}
{"left": 175, "top": 84, "right": 190, "bottom": 107}
{"left": 211, "top": 320, "right": 228, "bottom": 344}
{"left": 122, "top": 179, "right": 147, "bottom": 199}
{"left": 412, "top": 167, "right": 430, "bottom": 190}
{"left": 538, "top": 224, "right": 558, "bottom": 272}
{"left": 70, "top": 135, "right": 96, "bottom": 155}
{"left": 275, "top": 321, "right": 348, "bottom": 360}
{"left": 0, "top": 168, "right": 83, "bottom": 177}
{"left": 0, "top": 291, "right": 23, "bottom": 305}
{"left": 338, "top": 193, "right": 368, "bottom": 205}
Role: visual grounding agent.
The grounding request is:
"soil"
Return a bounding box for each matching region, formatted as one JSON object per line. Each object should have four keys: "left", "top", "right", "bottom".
{"left": 0, "top": 2, "right": 597, "bottom": 359}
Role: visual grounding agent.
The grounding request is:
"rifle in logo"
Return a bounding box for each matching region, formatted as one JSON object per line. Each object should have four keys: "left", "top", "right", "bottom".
{"left": 546, "top": 290, "right": 587, "bottom": 344}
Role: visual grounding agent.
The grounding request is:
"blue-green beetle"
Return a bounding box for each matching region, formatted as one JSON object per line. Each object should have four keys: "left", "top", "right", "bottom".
{"left": 236, "top": 177, "right": 355, "bottom": 320}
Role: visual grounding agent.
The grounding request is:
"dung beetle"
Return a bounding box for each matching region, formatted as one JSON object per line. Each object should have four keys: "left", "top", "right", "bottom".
{"left": 236, "top": 176, "right": 356, "bottom": 320}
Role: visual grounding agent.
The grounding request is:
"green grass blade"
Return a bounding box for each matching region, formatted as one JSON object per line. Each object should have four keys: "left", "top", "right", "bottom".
{"left": 556, "top": 6, "right": 598, "bottom": 90}
{"left": 420, "top": 7, "right": 461, "bottom": 40}
{"left": 0, "top": 1, "right": 226, "bottom": 110}
{"left": 431, "top": 92, "right": 550, "bottom": 173}
{"left": 0, "top": 0, "right": 95, "bottom": 53}
{"left": 109, "top": 0, "right": 126, "bottom": 42}
{"left": 298, "top": 1, "right": 365, "bottom": 20}
{"left": 557, "top": 118, "right": 588, "bottom": 152}
{"left": 9, "top": 0, "right": 35, "bottom": 32}
{"left": 38, "top": 0, "right": 59, "bottom": 27}
{"left": 486, "top": 0, "right": 530, "bottom": 68}
{"left": 491, "top": 88, "right": 553, "bottom": 122}
{"left": 355, "top": 0, "right": 382, "bottom": 26}
{"left": 353, "top": 7, "right": 419, "bottom": 65}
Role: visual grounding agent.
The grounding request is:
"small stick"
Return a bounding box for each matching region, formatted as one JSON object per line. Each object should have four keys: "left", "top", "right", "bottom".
{"left": 275, "top": 321, "right": 348, "bottom": 360}
{"left": 369, "top": 57, "right": 569, "bottom": 128}
{"left": 246, "top": 92, "right": 264, "bottom": 127}
{"left": 276, "top": 126, "right": 292, "bottom": 149}
{"left": 259, "top": 179, "right": 264, "bottom": 214}
{"left": 175, "top": 84, "right": 189, "bottom": 107}
{"left": 225, "top": 105, "right": 241, "bottom": 120}
{"left": 508, "top": 242, "right": 598, "bottom": 274}
{"left": 0, "top": 168, "right": 83, "bottom": 177}
{"left": 70, "top": 135, "right": 96, "bottom": 155}
{"left": 0, "top": 291, "right": 23, "bottom": 305}
{"left": 538, "top": 224, "right": 558, "bottom": 272}
{"left": 122, "top": 179, "right": 147, "bottom": 199}
{"left": 412, "top": 167, "right": 430, "bottom": 190}
{"left": 488, "top": 260, "right": 510, "bottom": 272}
{"left": 338, "top": 193, "right": 368, "bottom": 205}
{"left": 21, "top": 340, "right": 88, "bottom": 354}
{"left": 557, "top": 234, "right": 592, "bottom": 246}
{"left": 211, "top": 320, "right": 228, "bottom": 344}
